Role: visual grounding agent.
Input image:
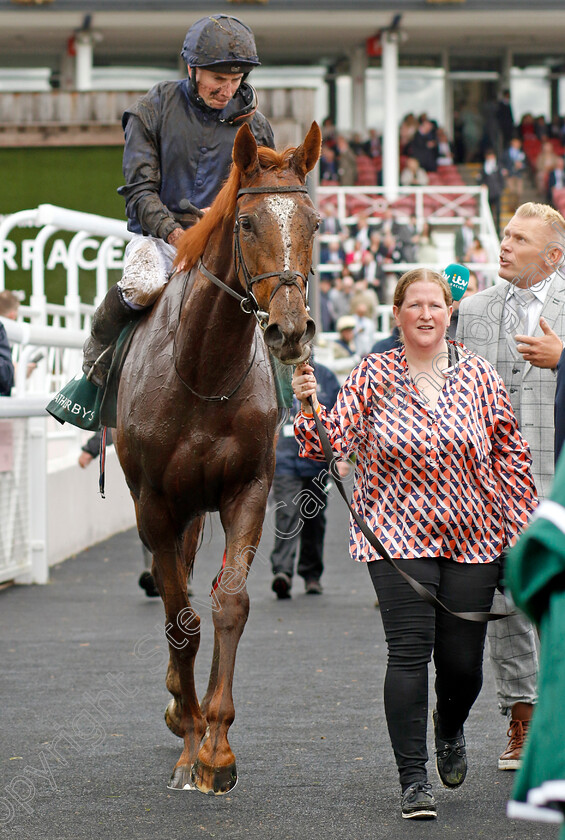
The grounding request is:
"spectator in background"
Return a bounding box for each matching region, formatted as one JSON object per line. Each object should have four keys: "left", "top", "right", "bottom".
{"left": 416, "top": 221, "right": 438, "bottom": 264}
{"left": 323, "top": 238, "right": 346, "bottom": 277}
{"left": 464, "top": 237, "right": 489, "bottom": 291}
{"left": 352, "top": 301, "right": 375, "bottom": 357}
{"left": 320, "top": 203, "right": 346, "bottom": 239}
{"left": 534, "top": 116, "right": 548, "bottom": 140}
{"left": 320, "top": 142, "right": 339, "bottom": 183}
{"left": 479, "top": 149, "right": 505, "bottom": 234}
{"left": 353, "top": 213, "right": 372, "bottom": 251}
{"left": 351, "top": 275, "right": 379, "bottom": 320}
{"left": 366, "top": 230, "right": 388, "bottom": 304}
{"left": 399, "top": 113, "right": 419, "bottom": 154}
{"left": 269, "top": 358, "right": 342, "bottom": 600}
{"left": 535, "top": 139, "right": 558, "bottom": 195}
{"left": 400, "top": 157, "right": 429, "bottom": 187}
{"left": 330, "top": 271, "right": 356, "bottom": 321}
{"left": 0, "top": 290, "right": 38, "bottom": 393}
{"left": 0, "top": 293, "right": 16, "bottom": 396}
{"left": 436, "top": 128, "right": 454, "bottom": 167}
{"left": 332, "top": 315, "right": 358, "bottom": 360}
{"left": 335, "top": 134, "right": 358, "bottom": 186}
{"left": 547, "top": 156, "right": 565, "bottom": 206}
{"left": 519, "top": 113, "right": 536, "bottom": 140}
{"left": 454, "top": 217, "right": 476, "bottom": 262}
{"left": 460, "top": 104, "right": 484, "bottom": 163}
{"left": 318, "top": 276, "right": 337, "bottom": 333}
{"left": 501, "top": 137, "right": 526, "bottom": 208}
{"left": 366, "top": 128, "right": 382, "bottom": 160}
{"left": 321, "top": 116, "right": 337, "bottom": 149}
{"left": 407, "top": 116, "right": 438, "bottom": 172}
{"left": 497, "top": 89, "right": 515, "bottom": 151}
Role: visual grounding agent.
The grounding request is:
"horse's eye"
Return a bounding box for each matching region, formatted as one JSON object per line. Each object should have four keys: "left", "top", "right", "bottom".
{"left": 239, "top": 216, "right": 253, "bottom": 232}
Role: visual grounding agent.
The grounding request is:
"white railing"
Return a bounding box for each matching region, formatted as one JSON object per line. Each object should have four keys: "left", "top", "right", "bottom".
{"left": 317, "top": 183, "right": 501, "bottom": 288}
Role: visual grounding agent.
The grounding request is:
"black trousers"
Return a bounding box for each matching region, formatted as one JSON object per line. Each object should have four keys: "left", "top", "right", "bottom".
{"left": 368, "top": 556, "right": 499, "bottom": 789}
{"left": 269, "top": 474, "right": 328, "bottom": 583}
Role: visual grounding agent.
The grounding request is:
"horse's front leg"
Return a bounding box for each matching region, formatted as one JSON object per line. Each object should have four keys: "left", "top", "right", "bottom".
{"left": 191, "top": 480, "right": 268, "bottom": 795}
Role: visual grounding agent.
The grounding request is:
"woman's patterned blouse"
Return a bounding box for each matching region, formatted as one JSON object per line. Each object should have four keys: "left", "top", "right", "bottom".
{"left": 294, "top": 343, "right": 538, "bottom": 564}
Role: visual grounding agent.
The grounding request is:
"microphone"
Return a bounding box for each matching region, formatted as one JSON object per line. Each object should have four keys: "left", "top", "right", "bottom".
{"left": 443, "top": 263, "right": 470, "bottom": 302}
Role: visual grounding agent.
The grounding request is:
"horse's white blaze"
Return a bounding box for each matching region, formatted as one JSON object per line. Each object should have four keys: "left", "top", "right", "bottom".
{"left": 265, "top": 195, "right": 296, "bottom": 271}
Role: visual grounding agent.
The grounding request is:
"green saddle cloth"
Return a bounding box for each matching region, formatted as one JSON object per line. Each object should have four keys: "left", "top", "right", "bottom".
{"left": 46, "top": 325, "right": 294, "bottom": 431}
{"left": 46, "top": 322, "right": 137, "bottom": 431}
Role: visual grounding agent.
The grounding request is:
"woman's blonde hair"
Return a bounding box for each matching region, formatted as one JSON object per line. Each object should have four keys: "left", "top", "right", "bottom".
{"left": 393, "top": 268, "right": 453, "bottom": 309}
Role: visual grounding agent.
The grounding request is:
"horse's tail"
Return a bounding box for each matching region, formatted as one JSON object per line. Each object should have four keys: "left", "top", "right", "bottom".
{"left": 183, "top": 515, "right": 206, "bottom": 580}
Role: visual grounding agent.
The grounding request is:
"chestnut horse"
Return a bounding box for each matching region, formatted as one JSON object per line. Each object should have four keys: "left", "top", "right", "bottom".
{"left": 114, "top": 122, "right": 321, "bottom": 794}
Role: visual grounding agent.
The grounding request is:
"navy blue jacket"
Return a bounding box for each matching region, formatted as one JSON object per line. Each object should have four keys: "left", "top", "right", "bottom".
{"left": 0, "top": 323, "right": 14, "bottom": 396}
{"left": 118, "top": 79, "right": 274, "bottom": 241}
{"left": 275, "top": 362, "right": 340, "bottom": 478}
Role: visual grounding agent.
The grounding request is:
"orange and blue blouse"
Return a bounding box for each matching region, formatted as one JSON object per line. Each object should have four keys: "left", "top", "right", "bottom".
{"left": 294, "top": 344, "right": 538, "bottom": 564}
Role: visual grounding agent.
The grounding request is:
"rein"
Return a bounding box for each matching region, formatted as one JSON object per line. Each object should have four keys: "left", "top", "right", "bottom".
{"left": 308, "top": 396, "right": 510, "bottom": 624}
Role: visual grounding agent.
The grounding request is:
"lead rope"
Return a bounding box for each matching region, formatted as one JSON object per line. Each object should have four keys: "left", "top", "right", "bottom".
{"left": 307, "top": 396, "right": 511, "bottom": 623}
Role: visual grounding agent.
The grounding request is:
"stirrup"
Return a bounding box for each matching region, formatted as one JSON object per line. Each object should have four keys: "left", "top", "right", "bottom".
{"left": 84, "top": 345, "right": 115, "bottom": 388}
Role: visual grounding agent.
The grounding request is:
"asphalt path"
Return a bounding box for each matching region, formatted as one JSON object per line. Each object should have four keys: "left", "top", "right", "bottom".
{"left": 0, "top": 490, "right": 557, "bottom": 840}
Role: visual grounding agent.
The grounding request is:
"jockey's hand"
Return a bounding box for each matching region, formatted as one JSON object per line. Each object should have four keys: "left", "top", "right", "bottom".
{"left": 515, "top": 317, "right": 564, "bottom": 368}
{"left": 292, "top": 363, "right": 319, "bottom": 414}
{"left": 167, "top": 228, "right": 184, "bottom": 248}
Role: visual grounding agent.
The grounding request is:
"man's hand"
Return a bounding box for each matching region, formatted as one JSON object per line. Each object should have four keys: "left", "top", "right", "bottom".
{"left": 167, "top": 228, "right": 184, "bottom": 247}
{"left": 78, "top": 451, "right": 94, "bottom": 469}
{"left": 515, "top": 317, "right": 564, "bottom": 368}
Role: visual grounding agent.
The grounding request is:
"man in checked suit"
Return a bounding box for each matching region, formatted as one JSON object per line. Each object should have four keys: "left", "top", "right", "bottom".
{"left": 457, "top": 202, "right": 565, "bottom": 771}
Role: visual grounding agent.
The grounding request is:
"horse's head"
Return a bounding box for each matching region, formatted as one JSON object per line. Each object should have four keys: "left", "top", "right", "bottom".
{"left": 232, "top": 122, "right": 321, "bottom": 365}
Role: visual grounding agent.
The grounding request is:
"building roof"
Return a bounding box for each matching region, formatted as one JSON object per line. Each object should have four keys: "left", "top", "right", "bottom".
{"left": 0, "top": 1, "right": 564, "bottom": 67}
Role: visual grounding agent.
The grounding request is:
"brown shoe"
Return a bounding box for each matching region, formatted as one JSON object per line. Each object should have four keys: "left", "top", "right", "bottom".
{"left": 498, "top": 702, "right": 533, "bottom": 770}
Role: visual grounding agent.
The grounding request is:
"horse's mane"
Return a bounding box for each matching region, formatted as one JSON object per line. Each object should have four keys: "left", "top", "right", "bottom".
{"left": 175, "top": 145, "right": 298, "bottom": 273}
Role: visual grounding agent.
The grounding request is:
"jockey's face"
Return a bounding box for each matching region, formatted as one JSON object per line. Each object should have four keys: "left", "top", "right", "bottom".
{"left": 192, "top": 67, "right": 244, "bottom": 109}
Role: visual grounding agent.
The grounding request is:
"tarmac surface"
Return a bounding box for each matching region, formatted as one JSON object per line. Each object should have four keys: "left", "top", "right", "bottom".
{"left": 0, "top": 490, "right": 557, "bottom": 840}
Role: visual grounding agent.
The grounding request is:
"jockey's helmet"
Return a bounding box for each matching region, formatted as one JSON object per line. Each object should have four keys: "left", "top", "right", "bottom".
{"left": 181, "top": 15, "right": 260, "bottom": 74}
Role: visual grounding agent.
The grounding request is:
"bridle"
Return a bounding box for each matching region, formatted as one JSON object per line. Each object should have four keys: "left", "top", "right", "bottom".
{"left": 173, "top": 183, "right": 313, "bottom": 401}
{"left": 197, "top": 184, "right": 313, "bottom": 327}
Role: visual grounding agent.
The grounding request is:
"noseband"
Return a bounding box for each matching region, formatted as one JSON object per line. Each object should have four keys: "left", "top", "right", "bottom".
{"left": 197, "top": 184, "right": 312, "bottom": 324}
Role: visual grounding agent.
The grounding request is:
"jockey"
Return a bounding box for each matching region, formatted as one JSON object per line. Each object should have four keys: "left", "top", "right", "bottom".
{"left": 83, "top": 14, "right": 275, "bottom": 387}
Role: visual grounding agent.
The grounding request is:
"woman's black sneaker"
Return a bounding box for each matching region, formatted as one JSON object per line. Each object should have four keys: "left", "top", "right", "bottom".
{"left": 433, "top": 710, "right": 467, "bottom": 788}
{"left": 401, "top": 782, "right": 437, "bottom": 819}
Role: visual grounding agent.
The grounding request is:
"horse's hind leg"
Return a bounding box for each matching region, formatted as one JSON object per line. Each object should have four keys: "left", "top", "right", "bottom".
{"left": 140, "top": 503, "right": 206, "bottom": 790}
{"left": 191, "top": 484, "right": 267, "bottom": 795}
{"left": 163, "top": 517, "right": 204, "bottom": 741}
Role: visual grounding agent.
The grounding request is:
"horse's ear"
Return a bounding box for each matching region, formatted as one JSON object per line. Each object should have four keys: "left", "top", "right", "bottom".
{"left": 290, "top": 122, "right": 322, "bottom": 180}
{"left": 233, "top": 123, "right": 260, "bottom": 179}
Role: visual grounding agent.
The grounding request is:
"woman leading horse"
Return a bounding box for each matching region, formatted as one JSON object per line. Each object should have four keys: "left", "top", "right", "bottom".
{"left": 114, "top": 122, "right": 321, "bottom": 794}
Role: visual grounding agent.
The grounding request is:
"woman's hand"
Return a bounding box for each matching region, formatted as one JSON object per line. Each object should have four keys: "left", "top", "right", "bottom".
{"left": 292, "top": 363, "right": 319, "bottom": 414}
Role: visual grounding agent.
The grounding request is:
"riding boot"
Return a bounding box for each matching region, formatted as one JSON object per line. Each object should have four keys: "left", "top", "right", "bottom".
{"left": 82, "top": 284, "right": 141, "bottom": 388}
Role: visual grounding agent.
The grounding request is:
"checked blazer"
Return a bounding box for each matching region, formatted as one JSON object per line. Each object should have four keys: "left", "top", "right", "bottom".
{"left": 457, "top": 274, "right": 565, "bottom": 501}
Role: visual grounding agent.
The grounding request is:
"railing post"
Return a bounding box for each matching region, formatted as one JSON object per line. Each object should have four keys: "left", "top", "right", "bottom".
{"left": 16, "top": 414, "right": 48, "bottom": 584}
{"left": 30, "top": 224, "right": 57, "bottom": 326}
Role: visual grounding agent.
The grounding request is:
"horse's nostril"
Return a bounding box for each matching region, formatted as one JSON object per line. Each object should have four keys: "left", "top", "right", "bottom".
{"left": 264, "top": 323, "right": 284, "bottom": 349}
{"left": 303, "top": 319, "right": 316, "bottom": 344}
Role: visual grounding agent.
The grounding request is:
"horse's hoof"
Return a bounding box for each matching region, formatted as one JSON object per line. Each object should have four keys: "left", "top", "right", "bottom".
{"left": 167, "top": 764, "right": 197, "bottom": 791}
{"left": 191, "top": 758, "right": 238, "bottom": 795}
{"left": 164, "top": 700, "right": 184, "bottom": 738}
